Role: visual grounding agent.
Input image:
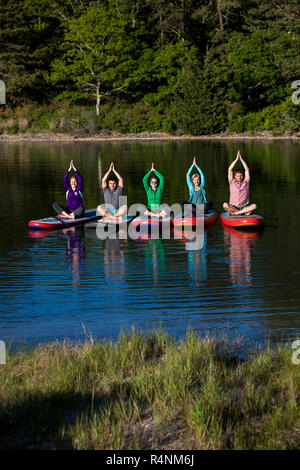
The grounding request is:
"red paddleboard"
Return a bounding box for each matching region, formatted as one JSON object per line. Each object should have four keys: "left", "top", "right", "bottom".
{"left": 28, "top": 208, "right": 101, "bottom": 230}
{"left": 220, "top": 212, "right": 264, "bottom": 229}
{"left": 172, "top": 209, "right": 217, "bottom": 228}
{"left": 131, "top": 215, "right": 172, "bottom": 228}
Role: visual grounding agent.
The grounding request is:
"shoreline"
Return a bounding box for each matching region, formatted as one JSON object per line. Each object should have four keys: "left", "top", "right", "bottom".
{"left": 0, "top": 131, "right": 300, "bottom": 142}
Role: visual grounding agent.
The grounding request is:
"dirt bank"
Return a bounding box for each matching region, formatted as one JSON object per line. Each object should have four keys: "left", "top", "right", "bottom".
{"left": 0, "top": 131, "right": 300, "bottom": 142}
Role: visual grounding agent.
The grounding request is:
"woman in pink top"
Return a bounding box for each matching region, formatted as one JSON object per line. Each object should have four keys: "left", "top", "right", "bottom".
{"left": 223, "top": 150, "right": 257, "bottom": 216}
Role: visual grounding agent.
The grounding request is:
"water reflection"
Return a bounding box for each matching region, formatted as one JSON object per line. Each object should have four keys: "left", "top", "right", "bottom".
{"left": 187, "top": 237, "right": 207, "bottom": 286}
{"left": 29, "top": 226, "right": 86, "bottom": 286}
{"left": 103, "top": 236, "right": 126, "bottom": 280}
{"left": 143, "top": 236, "right": 166, "bottom": 284}
{"left": 173, "top": 228, "right": 207, "bottom": 285}
{"left": 223, "top": 225, "right": 262, "bottom": 287}
{"left": 65, "top": 227, "right": 85, "bottom": 286}
{"left": 2, "top": 140, "right": 300, "bottom": 348}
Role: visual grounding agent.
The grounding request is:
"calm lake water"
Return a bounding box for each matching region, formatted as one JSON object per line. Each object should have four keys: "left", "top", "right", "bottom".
{"left": 1, "top": 139, "right": 300, "bottom": 352}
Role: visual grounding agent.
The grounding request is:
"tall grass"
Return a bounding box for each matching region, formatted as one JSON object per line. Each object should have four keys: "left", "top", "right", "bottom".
{"left": 0, "top": 329, "right": 299, "bottom": 450}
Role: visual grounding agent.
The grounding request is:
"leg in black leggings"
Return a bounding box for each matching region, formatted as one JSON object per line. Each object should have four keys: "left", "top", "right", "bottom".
{"left": 53, "top": 202, "right": 68, "bottom": 214}
{"left": 53, "top": 202, "right": 84, "bottom": 219}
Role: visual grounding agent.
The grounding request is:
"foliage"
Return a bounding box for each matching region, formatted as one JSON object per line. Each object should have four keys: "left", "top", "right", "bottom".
{"left": 228, "top": 97, "right": 300, "bottom": 134}
{"left": 97, "top": 101, "right": 164, "bottom": 133}
{"left": 226, "top": 31, "right": 299, "bottom": 111}
{"left": 0, "top": 0, "right": 63, "bottom": 105}
{"left": 167, "top": 56, "right": 228, "bottom": 135}
{"left": 48, "top": 4, "right": 137, "bottom": 115}
{"left": 1, "top": 0, "right": 300, "bottom": 134}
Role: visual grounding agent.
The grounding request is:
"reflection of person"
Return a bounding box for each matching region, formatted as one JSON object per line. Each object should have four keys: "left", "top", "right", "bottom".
{"left": 145, "top": 238, "right": 166, "bottom": 284}
{"left": 187, "top": 234, "right": 207, "bottom": 285}
{"left": 223, "top": 150, "right": 257, "bottom": 216}
{"left": 97, "top": 162, "right": 127, "bottom": 221}
{"left": 104, "top": 237, "right": 126, "bottom": 280}
{"left": 65, "top": 227, "right": 85, "bottom": 283}
{"left": 184, "top": 157, "right": 213, "bottom": 214}
{"left": 53, "top": 160, "right": 84, "bottom": 219}
{"left": 143, "top": 163, "right": 167, "bottom": 218}
{"left": 223, "top": 226, "right": 259, "bottom": 287}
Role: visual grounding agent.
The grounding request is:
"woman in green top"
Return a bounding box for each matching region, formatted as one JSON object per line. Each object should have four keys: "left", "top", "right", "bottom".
{"left": 143, "top": 163, "right": 167, "bottom": 218}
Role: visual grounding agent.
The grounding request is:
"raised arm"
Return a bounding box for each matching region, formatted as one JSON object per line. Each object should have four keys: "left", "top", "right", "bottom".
{"left": 111, "top": 163, "right": 124, "bottom": 188}
{"left": 194, "top": 158, "right": 205, "bottom": 187}
{"left": 102, "top": 162, "right": 113, "bottom": 189}
{"left": 239, "top": 152, "right": 250, "bottom": 182}
{"left": 70, "top": 161, "right": 83, "bottom": 191}
{"left": 186, "top": 157, "right": 205, "bottom": 192}
{"left": 63, "top": 170, "right": 70, "bottom": 191}
{"left": 228, "top": 152, "right": 240, "bottom": 183}
{"left": 186, "top": 163, "right": 193, "bottom": 190}
{"left": 154, "top": 169, "right": 164, "bottom": 191}
{"left": 143, "top": 169, "right": 152, "bottom": 190}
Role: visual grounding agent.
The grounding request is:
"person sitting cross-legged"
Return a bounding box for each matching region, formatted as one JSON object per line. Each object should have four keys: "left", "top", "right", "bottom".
{"left": 223, "top": 150, "right": 257, "bottom": 216}
{"left": 96, "top": 162, "right": 128, "bottom": 221}
{"left": 52, "top": 160, "right": 84, "bottom": 220}
{"left": 143, "top": 163, "right": 167, "bottom": 218}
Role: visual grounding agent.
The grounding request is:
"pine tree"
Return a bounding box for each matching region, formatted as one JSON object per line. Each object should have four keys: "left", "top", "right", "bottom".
{"left": 0, "top": 0, "right": 63, "bottom": 105}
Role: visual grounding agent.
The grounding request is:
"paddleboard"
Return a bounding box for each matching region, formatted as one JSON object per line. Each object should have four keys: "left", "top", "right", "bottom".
{"left": 28, "top": 208, "right": 101, "bottom": 230}
{"left": 85, "top": 214, "right": 133, "bottom": 229}
{"left": 172, "top": 209, "right": 217, "bottom": 228}
{"left": 220, "top": 211, "right": 264, "bottom": 229}
{"left": 131, "top": 215, "right": 173, "bottom": 228}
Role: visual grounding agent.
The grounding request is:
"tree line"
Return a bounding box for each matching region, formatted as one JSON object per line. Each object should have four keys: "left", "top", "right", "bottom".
{"left": 0, "top": 0, "right": 299, "bottom": 135}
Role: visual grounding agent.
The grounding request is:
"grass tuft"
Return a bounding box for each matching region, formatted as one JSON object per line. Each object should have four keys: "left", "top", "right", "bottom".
{"left": 0, "top": 330, "right": 299, "bottom": 449}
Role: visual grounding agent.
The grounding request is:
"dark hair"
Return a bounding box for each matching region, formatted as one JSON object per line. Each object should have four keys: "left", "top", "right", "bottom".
{"left": 107, "top": 176, "right": 118, "bottom": 184}
{"left": 234, "top": 169, "right": 244, "bottom": 175}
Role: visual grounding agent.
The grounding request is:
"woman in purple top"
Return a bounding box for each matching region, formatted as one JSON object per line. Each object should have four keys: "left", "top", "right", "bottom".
{"left": 53, "top": 160, "right": 84, "bottom": 219}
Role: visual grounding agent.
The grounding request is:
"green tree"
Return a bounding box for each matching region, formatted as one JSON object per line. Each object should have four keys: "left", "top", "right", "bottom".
{"left": 135, "top": 41, "right": 197, "bottom": 112}
{"left": 226, "top": 31, "right": 299, "bottom": 112}
{"left": 49, "top": 4, "right": 137, "bottom": 115}
{"left": 168, "top": 56, "right": 228, "bottom": 135}
{"left": 244, "top": 0, "right": 300, "bottom": 36}
{"left": 0, "top": 0, "right": 62, "bottom": 105}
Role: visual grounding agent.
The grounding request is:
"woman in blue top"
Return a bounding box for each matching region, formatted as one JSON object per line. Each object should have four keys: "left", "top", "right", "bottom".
{"left": 184, "top": 157, "right": 213, "bottom": 215}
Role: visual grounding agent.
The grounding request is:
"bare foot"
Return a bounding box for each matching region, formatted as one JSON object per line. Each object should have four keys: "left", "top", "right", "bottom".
{"left": 227, "top": 208, "right": 238, "bottom": 215}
